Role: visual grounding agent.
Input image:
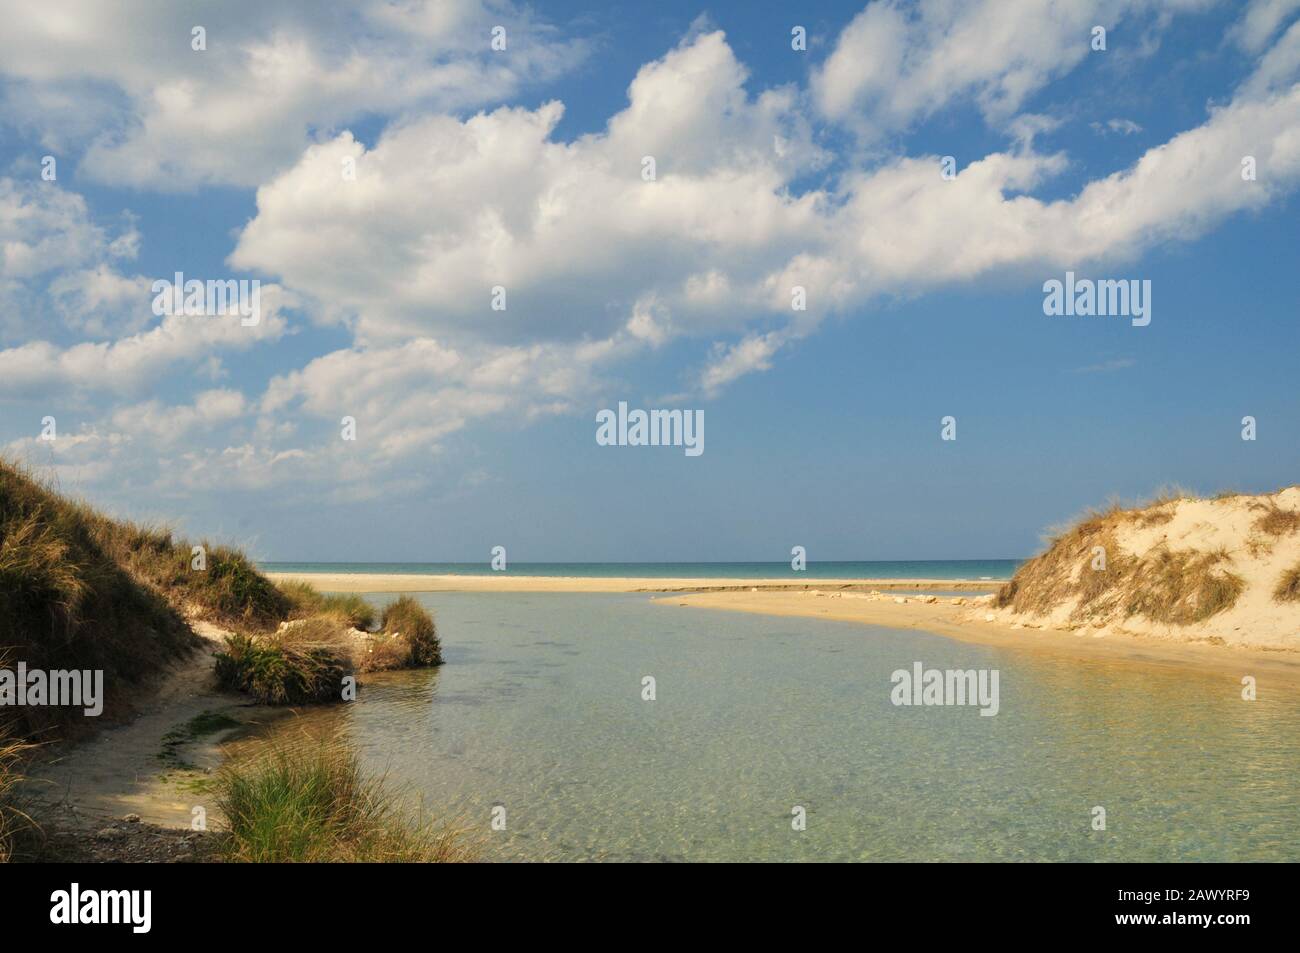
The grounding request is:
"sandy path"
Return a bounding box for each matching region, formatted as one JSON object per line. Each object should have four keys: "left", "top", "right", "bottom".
{"left": 662, "top": 590, "right": 1300, "bottom": 688}
{"left": 265, "top": 572, "right": 999, "bottom": 593}
{"left": 22, "top": 621, "right": 250, "bottom": 831}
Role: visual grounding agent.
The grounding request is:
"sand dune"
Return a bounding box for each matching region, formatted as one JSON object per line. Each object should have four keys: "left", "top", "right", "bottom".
{"left": 988, "top": 487, "right": 1300, "bottom": 650}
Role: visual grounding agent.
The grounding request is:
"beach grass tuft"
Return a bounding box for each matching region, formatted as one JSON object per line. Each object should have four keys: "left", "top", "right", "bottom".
{"left": 1274, "top": 563, "right": 1300, "bottom": 603}
{"left": 1252, "top": 501, "right": 1300, "bottom": 538}
{"left": 215, "top": 620, "right": 354, "bottom": 705}
{"left": 277, "top": 579, "right": 376, "bottom": 630}
{"left": 379, "top": 595, "right": 443, "bottom": 667}
{"left": 0, "top": 729, "right": 35, "bottom": 864}
{"left": 213, "top": 734, "right": 476, "bottom": 863}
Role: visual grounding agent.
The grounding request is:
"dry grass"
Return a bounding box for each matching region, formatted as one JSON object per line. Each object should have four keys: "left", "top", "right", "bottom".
{"left": 1274, "top": 563, "right": 1300, "bottom": 603}
{"left": 217, "top": 596, "right": 443, "bottom": 694}
{"left": 1122, "top": 547, "right": 1245, "bottom": 625}
{"left": 0, "top": 458, "right": 199, "bottom": 736}
{"left": 278, "top": 579, "right": 375, "bottom": 630}
{"left": 1251, "top": 501, "right": 1300, "bottom": 538}
{"left": 215, "top": 619, "right": 355, "bottom": 705}
{"left": 0, "top": 729, "right": 36, "bottom": 863}
{"left": 378, "top": 596, "right": 442, "bottom": 667}
{"left": 214, "top": 733, "right": 477, "bottom": 863}
{"left": 996, "top": 492, "right": 1245, "bottom": 626}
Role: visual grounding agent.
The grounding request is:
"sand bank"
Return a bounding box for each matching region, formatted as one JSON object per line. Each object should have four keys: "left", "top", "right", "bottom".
{"left": 661, "top": 589, "right": 1300, "bottom": 687}
{"left": 265, "top": 572, "right": 1000, "bottom": 593}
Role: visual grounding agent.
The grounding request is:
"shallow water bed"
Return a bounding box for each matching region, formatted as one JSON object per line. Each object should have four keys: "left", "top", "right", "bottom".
{"left": 228, "top": 592, "right": 1300, "bottom": 862}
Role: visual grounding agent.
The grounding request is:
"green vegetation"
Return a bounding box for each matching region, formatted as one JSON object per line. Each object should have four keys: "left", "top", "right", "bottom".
{"left": 216, "top": 590, "right": 443, "bottom": 696}
{"left": 0, "top": 458, "right": 198, "bottom": 735}
{"left": 378, "top": 595, "right": 443, "bottom": 668}
{"left": 0, "top": 458, "right": 451, "bottom": 863}
{"left": 159, "top": 710, "right": 241, "bottom": 770}
{"left": 215, "top": 620, "right": 354, "bottom": 705}
{"left": 213, "top": 736, "right": 475, "bottom": 862}
{"left": 278, "top": 579, "right": 375, "bottom": 630}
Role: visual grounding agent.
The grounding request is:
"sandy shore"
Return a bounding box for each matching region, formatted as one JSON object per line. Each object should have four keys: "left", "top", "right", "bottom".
{"left": 22, "top": 621, "right": 263, "bottom": 831}
{"left": 265, "top": 572, "right": 1000, "bottom": 593}
{"left": 662, "top": 590, "right": 1300, "bottom": 687}
{"left": 272, "top": 571, "right": 1300, "bottom": 684}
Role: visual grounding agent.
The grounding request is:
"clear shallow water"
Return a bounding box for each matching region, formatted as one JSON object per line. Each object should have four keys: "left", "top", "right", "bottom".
{"left": 235, "top": 593, "right": 1300, "bottom": 862}
{"left": 258, "top": 559, "right": 1020, "bottom": 580}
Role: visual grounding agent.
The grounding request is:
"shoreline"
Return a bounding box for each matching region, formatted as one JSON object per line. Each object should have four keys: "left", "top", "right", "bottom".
{"left": 269, "top": 571, "right": 1300, "bottom": 684}
{"left": 264, "top": 572, "right": 1004, "bottom": 593}
{"left": 660, "top": 590, "right": 1300, "bottom": 687}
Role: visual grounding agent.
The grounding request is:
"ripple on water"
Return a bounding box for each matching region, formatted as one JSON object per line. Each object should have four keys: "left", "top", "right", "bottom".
{"left": 227, "top": 592, "right": 1300, "bottom": 862}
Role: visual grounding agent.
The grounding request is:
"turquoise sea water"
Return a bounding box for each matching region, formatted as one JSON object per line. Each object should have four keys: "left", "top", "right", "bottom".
{"left": 234, "top": 592, "right": 1300, "bottom": 862}
{"left": 259, "top": 559, "right": 1020, "bottom": 580}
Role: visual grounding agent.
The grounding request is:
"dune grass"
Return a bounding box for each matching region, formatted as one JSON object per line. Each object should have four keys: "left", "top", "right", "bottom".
{"left": 0, "top": 729, "right": 35, "bottom": 864}
{"left": 213, "top": 735, "right": 476, "bottom": 863}
{"left": 0, "top": 459, "right": 199, "bottom": 735}
{"left": 378, "top": 596, "right": 443, "bottom": 667}
{"left": 995, "top": 491, "right": 1246, "bottom": 625}
{"left": 217, "top": 587, "right": 443, "bottom": 694}
{"left": 1274, "top": 563, "right": 1300, "bottom": 603}
{"left": 277, "top": 579, "right": 375, "bottom": 630}
{"left": 1252, "top": 501, "right": 1300, "bottom": 538}
{"left": 215, "top": 619, "right": 355, "bottom": 705}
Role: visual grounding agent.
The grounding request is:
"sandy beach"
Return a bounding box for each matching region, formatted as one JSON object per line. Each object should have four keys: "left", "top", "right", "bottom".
{"left": 264, "top": 572, "right": 1000, "bottom": 593}
{"left": 268, "top": 571, "right": 1300, "bottom": 686}
{"left": 660, "top": 589, "right": 1300, "bottom": 687}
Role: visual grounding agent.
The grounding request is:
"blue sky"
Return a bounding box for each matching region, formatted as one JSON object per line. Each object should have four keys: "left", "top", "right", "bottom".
{"left": 1, "top": 0, "right": 1298, "bottom": 562}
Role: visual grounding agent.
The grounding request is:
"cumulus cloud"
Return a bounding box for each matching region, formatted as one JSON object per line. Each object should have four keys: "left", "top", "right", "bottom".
{"left": 0, "top": 0, "right": 586, "bottom": 189}
{"left": 810, "top": 0, "right": 1212, "bottom": 137}
{"left": 0, "top": 285, "right": 295, "bottom": 395}
{"left": 1230, "top": 0, "right": 1300, "bottom": 52}
{"left": 226, "top": 17, "right": 1300, "bottom": 406}
{"left": 0, "top": 177, "right": 144, "bottom": 341}
{"left": 231, "top": 31, "right": 827, "bottom": 347}
{"left": 4, "top": 1, "right": 1300, "bottom": 506}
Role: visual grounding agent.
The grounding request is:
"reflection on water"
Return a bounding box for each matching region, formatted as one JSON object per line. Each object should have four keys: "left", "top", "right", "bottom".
{"left": 223, "top": 593, "right": 1300, "bottom": 861}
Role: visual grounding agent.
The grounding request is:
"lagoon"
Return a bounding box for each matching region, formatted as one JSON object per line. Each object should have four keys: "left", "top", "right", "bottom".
{"left": 233, "top": 592, "right": 1300, "bottom": 862}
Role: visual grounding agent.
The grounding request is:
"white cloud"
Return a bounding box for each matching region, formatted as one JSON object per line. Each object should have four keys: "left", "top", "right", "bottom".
{"left": 0, "top": 177, "right": 143, "bottom": 341}
{"left": 111, "top": 389, "right": 248, "bottom": 444}
{"left": 224, "top": 20, "right": 1300, "bottom": 401}
{"left": 5, "top": 3, "right": 1300, "bottom": 502}
{"left": 810, "top": 0, "right": 1212, "bottom": 137}
{"left": 1230, "top": 0, "right": 1300, "bottom": 52}
{"left": 0, "top": 285, "right": 294, "bottom": 394}
{"left": 230, "top": 30, "right": 827, "bottom": 349}
{"left": 0, "top": 0, "right": 587, "bottom": 189}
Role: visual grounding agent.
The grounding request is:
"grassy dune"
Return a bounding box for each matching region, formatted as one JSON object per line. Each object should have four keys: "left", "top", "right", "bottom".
{"left": 0, "top": 456, "right": 448, "bottom": 861}
{"left": 993, "top": 486, "right": 1300, "bottom": 646}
